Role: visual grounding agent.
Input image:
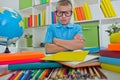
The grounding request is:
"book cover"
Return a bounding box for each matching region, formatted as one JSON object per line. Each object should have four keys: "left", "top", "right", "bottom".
{"left": 107, "top": 0, "right": 117, "bottom": 17}
{"left": 0, "top": 51, "right": 45, "bottom": 62}
{"left": 42, "top": 10, "right": 46, "bottom": 26}
{"left": 83, "top": 4, "right": 87, "bottom": 20}
{"left": 29, "top": 14, "right": 33, "bottom": 27}
{"left": 104, "top": 0, "right": 113, "bottom": 17}
{"left": 8, "top": 62, "right": 62, "bottom": 70}
{"left": 79, "top": 6, "right": 86, "bottom": 20}
{"left": 108, "top": 43, "right": 120, "bottom": 51}
{"left": 57, "top": 55, "right": 100, "bottom": 68}
{"left": 101, "top": 63, "right": 120, "bottom": 73}
{"left": 99, "top": 49, "right": 120, "bottom": 58}
{"left": 38, "top": 13, "right": 41, "bottom": 26}
{"left": 99, "top": 56, "right": 120, "bottom": 66}
{"left": 34, "top": 14, "right": 38, "bottom": 27}
{"left": 0, "top": 58, "right": 42, "bottom": 65}
{"left": 100, "top": 2, "right": 108, "bottom": 18}
{"left": 75, "top": 7, "right": 82, "bottom": 21}
{"left": 73, "top": 8, "right": 78, "bottom": 21}
{"left": 84, "top": 2, "right": 92, "bottom": 20}
{"left": 102, "top": 0, "right": 111, "bottom": 17}
{"left": 42, "top": 51, "right": 89, "bottom": 61}
{"left": 84, "top": 2, "right": 89, "bottom": 20}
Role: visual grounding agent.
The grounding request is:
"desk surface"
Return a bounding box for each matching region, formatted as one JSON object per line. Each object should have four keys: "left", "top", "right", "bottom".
{"left": 0, "top": 67, "right": 120, "bottom": 80}
{"left": 0, "top": 51, "right": 120, "bottom": 79}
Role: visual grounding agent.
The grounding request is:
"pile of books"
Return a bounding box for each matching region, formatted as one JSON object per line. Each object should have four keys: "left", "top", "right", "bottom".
{"left": 99, "top": 43, "right": 120, "bottom": 73}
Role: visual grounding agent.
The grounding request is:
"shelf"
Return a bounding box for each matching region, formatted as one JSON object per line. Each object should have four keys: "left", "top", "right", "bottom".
{"left": 73, "top": 0, "right": 98, "bottom": 7}
{"left": 19, "top": 7, "right": 33, "bottom": 16}
{"left": 100, "top": 17, "right": 120, "bottom": 24}
{"left": 33, "top": 3, "right": 49, "bottom": 10}
{"left": 74, "top": 19, "right": 99, "bottom": 24}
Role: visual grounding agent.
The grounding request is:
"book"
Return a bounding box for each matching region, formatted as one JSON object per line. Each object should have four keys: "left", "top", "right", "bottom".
{"left": 79, "top": 6, "right": 86, "bottom": 20}
{"left": 8, "top": 62, "right": 62, "bottom": 70}
{"left": 108, "top": 43, "right": 120, "bottom": 51}
{"left": 101, "top": 63, "right": 120, "bottom": 73}
{"left": 0, "top": 51, "right": 45, "bottom": 62}
{"left": 100, "top": 2, "right": 108, "bottom": 18}
{"left": 73, "top": 8, "right": 78, "bottom": 21}
{"left": 75, "top": 7, "right": 82, "bottom": 21}
{"left": 102, "top": 0, "right": 111, "bottom": 17}
{"left": 57, "top": 55, "right": 100, "bottom": 68}
{"left": 107, "top": 0, "right": 117, "bottom": 17}
{"left": 0, "top": 58, "right": 43, "bottom": 65}
{"left": 99, "top": 56, "right": 120, "bottom": 66}
{"left": 42, "top": 50, "right": 89, "bottom": 61}
{"left": 99, "top": 49, "right": 120, "bottom": 58}
{"left": 84, "top": 47, "right": 100, "bottom": 54}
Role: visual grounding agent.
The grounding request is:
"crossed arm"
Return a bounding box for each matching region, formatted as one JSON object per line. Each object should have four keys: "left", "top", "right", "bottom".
{"left": 45, "top": 34, "right": 84, "bottom": 53}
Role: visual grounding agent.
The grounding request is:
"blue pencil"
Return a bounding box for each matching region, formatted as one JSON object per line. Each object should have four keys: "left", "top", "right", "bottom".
{"left": 20, "top": 70, "right": 29, "bottom": 80}
{"left": 18, "top": 71, "right": 25, "bottom": 80}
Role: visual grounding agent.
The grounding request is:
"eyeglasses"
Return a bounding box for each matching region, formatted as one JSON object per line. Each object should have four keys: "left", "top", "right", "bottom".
{"left": 56, "top": 10, "right": 72, "bottom": 17}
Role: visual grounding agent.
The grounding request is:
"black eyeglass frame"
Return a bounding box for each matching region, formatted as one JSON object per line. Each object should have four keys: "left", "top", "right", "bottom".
{"left": 56, "top": 10, "right": 72, "bottom": 17}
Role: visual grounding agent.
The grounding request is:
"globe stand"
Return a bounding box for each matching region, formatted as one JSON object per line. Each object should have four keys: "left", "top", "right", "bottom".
{"left": 4, "top": 46, "right": 10, "bottom": 53}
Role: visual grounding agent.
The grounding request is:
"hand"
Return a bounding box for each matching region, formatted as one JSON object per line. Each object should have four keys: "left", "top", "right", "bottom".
{"left": 74, "top": 34, "right": 83, "bottom": 40}
{"left": 53, "top": 38, "right": 58, "bottom": 44}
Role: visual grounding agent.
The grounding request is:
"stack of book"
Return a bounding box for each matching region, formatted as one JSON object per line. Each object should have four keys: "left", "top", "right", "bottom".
{"left": 99, "top": 43, "right": 120, "bottom": 73}
{"left": 73, "top": 2, "right": 92, "bottom": 21}
{"left": 100, "top": 0, "right": 117, "bottom": 18}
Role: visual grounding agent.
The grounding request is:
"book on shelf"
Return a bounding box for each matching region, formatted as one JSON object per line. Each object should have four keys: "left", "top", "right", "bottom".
{"left": 99, "top": 56, "right": 120, "bottom": 66}
{"left": 73, "top": 8, "right": 78, "bottom": 21}
{"left": 79, "top": 6, "right": 86, "bottom": 20}
{"left": 100, "top": 0, "right": 117, "bottom": 18}
{"left": 83, "top": 2, "right": 92, "bottom": 20}
{"left": 107, "top": 0, "right": 117, "bottom": 17}
{"left": 101, "top": 63, "right": 120, "bottom": 73}
{"left": 99, "top": 49, "right": 120, "bottom": 58}
{"left": 102, "top": 0, "right": 111, "bottom": 17}
{"left": 57, "top": 55, "right": 100, "bottom": 68}
{"left": 100, "top": 2, "right": 108, "bottom": 18}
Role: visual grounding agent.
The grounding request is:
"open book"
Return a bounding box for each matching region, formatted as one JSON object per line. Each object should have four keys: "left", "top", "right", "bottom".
{"left": 57, "top": 55, "right": 100, "bottom": 68}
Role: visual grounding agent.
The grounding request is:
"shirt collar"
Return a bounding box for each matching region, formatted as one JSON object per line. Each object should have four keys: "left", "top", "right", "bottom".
{"left": 56, "top": 21, "right": 74, "bottom": 28}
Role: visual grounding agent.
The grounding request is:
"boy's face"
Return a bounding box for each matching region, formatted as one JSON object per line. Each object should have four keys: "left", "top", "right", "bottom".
{"left": 56, "top": 5, "right": 72, "bottom": 26}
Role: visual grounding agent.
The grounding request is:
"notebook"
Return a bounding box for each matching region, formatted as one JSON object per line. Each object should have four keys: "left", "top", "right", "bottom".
{"left": 57, "top": 55, "right": 100, "bottom": 68}
{"left": 42, "top": 50, "right": 89, "bottom": 61}
{"left": 0, "top": 51, "right": 45, "bottom": 62}
{"left": 8, "top": 61, "right": 62, "bottom": 70}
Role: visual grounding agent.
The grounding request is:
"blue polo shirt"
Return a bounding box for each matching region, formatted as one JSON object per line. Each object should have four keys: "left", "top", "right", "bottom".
{"left": 44, "top": 22, "right": 83, "bottom": 44}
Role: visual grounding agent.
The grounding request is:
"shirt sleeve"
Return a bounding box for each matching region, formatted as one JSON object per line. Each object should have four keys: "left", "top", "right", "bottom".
{"left": 43, "top": 26, "right": 54, "bottom": 44}
{"left": 76, "top": 24, "right": 83, "bottom": 35}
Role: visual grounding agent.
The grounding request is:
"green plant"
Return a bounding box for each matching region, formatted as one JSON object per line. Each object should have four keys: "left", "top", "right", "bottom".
{"left": 105, "top": 22, "right": 120, "bottom": 36}
{"left": 24, "top": 33, "right": 32, "bottom": 39}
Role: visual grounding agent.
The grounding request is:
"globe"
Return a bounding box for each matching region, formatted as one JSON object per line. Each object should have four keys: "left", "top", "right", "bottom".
{"left": 0, "top": 7, "right": 24, "bottom": 53}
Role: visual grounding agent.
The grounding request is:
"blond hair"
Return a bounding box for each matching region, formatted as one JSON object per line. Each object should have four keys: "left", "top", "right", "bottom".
{"left": 56, "top": 0, "right": 72, "bottom": 10}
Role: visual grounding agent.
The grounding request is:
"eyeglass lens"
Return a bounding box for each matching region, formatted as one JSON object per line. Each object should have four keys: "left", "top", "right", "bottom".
{"left": 56, "top": 11, "right": 72, "bottom": 17}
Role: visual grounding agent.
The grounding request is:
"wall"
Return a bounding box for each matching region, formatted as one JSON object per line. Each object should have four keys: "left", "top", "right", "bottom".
{"left": 0, "top": 0, "right": 19, "bottom": 11}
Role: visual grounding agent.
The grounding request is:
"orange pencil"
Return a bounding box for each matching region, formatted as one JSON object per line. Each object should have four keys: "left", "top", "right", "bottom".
{"left": 0, "top": 70, "right": 14, "bottom": 77}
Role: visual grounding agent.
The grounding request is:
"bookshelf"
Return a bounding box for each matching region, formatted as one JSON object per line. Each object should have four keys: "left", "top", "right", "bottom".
{"left": 18, "top": 0, "right": 120, "bottom": 51}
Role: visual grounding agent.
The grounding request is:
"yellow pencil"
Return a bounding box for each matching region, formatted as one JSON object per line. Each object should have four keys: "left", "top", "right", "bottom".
{"left": 88, "top": 67, "right": 95, "bottom": 79}
{"left": 14, "top": 71, "right": 23, "bottom": 80}
{"left": 92, "top": 66, "right": 101, "bottom": 79}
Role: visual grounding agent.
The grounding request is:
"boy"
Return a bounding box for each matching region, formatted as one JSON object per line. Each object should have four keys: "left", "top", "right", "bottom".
{"left": 44, "top": 0, "right": 84, "bottom": 54}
